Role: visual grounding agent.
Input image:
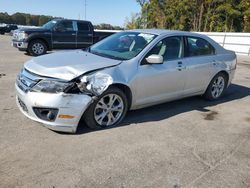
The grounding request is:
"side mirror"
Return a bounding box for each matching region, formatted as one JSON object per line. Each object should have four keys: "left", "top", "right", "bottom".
{"left": 53, "top": 25, "right": 64, "bottom": 32}
{"left": 53, "top": 26, "right": 59, "bottom": 32}
{"left": 146, "top": 54, "right": 163, "bottom": 64}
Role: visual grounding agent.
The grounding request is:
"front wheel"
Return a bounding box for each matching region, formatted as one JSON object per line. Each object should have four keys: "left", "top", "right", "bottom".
{"left": 28, "top": 40, "right": 47, "bottom": 56}
{"left": 84, "top": 87, "right": 128, "bottom": 129}
{"left": 204, "top": 72, "right": 227, "bottom": 100}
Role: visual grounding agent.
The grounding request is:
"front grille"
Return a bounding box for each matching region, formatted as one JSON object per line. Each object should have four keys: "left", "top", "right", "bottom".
{"left": 16, "top": 69, "right": 42, "bottom": 92}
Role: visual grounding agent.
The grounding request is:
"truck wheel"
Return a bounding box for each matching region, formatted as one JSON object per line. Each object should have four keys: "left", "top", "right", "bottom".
{"left": 28, "top": 40, "right": 47, "bottom": 56}
{"left": 84, "top": 87, "right": 128, "bottom": 129}
{"left": 204, "top": 72, "right": 228, "bottom": 100}
{"left": 0, "top": 31, "right": 4, "bottom": 35}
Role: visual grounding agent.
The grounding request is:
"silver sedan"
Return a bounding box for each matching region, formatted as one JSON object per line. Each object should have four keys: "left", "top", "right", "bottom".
{"left": 16, "top": 29, "right": 236, "bottom": 132}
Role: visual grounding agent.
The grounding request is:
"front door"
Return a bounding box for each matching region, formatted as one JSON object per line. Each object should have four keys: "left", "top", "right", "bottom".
{"left": 52, "top": 20, "right": 77, "bottom": 49}
{"left": 134, "top": 36, "right": 187, "bottom": 107}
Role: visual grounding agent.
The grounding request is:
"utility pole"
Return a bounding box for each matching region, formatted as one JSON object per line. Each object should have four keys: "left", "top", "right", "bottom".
{"left": 84, "top": 0, "right": 87, "bottom": 20}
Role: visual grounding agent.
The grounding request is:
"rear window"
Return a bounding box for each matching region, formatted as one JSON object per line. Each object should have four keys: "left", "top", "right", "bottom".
{"left": 77, "top": 22, "right": 90, "bottom": 31}
{"left": 186, "top": 36, "right": 215, "bottom": 57}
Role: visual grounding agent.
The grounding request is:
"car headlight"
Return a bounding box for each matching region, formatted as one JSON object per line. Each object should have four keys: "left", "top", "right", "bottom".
{"left": 77, "top": 72, "right": 113, "bottom": 96}
{"left": 31, "top": 80, "right": 72, "bottom": 93}
{"left": 17, "top": 32, "right": 28, "bottom": 40}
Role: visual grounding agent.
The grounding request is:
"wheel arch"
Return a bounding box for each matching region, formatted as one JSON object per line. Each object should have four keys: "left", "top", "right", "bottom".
{"left": 204, "top": 70, "right": 230, "bottom": 94}
{"left": 110, "top": 83, "right": 133, "bottom": 110}
{"left": 28, "top": 37, "right": 51, "bottom": 50}
{"left": 219, "top": 70, "right": 229, "bottom": 82}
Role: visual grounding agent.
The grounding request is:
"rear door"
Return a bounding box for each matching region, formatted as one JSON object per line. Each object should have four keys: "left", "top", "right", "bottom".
{"left": 76, "top": 21, "right": 93, "bottom": 48}
{"left": 52, "top": 20, "right": 77, "bottom": 49}
{"left": 182, "top": 36, "right": 216, "bottom": 95}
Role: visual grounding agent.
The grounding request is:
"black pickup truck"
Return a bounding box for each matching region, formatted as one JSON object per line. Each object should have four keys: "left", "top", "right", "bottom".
{"left": 12, "top": 19, "right": 116, "bottom": 56}
{"left": 0, "top": 24, "right": 18, "bottom": 35}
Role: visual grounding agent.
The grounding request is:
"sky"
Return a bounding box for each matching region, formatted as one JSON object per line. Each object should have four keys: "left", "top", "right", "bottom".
{"left": 0, "top": 0, "right": 141, "bottom": 26}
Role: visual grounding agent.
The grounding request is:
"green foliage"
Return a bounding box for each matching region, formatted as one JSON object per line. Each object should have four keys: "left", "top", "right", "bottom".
{"left": 125, "top": 13, "right": 141, "bottom": 29}
{"left": 94, "top": 23, "right": 123, "bottom": 30}
{"left": 0, "top": 12, "right": 59, "bottom": 26}
{"left": 126, "top": 0, "right": 250, "bottom": 32}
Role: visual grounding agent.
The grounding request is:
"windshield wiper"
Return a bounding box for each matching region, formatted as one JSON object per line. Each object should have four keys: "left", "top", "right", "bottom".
{"left": 82, "top": 47, "right": 91, "bottom": 52}
{"left": 90, "top": 50, "right": 126, "bottom": 61}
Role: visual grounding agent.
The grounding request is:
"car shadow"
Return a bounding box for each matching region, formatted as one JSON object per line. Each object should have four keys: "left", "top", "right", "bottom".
{"left": 71, "top": 83, "right": 250, "bottom": 135}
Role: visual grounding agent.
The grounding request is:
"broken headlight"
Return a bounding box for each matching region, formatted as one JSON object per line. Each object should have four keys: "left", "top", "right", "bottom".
{"left": 32, "top": 80, "right": 72, "bottom": 93}
{"left": 77, "top": 72, "right": 113, "bottom": 96}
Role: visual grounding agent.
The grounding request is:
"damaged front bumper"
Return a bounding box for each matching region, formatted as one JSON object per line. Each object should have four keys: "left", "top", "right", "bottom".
{"left": 15, "top": 84, "right": 93, "bottom": 133}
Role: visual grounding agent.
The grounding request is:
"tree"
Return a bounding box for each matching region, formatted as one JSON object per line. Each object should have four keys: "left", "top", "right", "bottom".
{"left": 125, "top": 13, "right": 141, "bottom": 29}
{"left": 39, "top": 16, "right": 52, "bottom": 26}
{"left": 94, "top": 23, "right": 123, "bottom": 30}
{"left": 239, "top": 0, "right": 250, "bottom": 32}
{"left": 127, "top": 0, "right": 249, "bottom": 32}
{"left": 136, "top": 0, "right": 148, "bottom": 7}
{"left": 0, "top": 12, "right": 58, "bottom": 26}
{"left": 0, "top": 12, "right": 12, "bottom": 24}
{"left": 11, "top": 12, "right": 26, "bottom": 25}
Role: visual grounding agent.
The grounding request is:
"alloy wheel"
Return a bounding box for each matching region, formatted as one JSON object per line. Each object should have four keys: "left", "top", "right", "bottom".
{"left": 94, "top": 94, "right": 124, "bottom": 126}
{"left": 32, "top": 42, "right": 44, "bottom": 55}
{"left": 211, "top": 76, "right": 225, "bottom": 98}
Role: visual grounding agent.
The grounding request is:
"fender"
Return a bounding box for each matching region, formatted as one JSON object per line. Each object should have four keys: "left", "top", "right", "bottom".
{"left": 26, "top": 33, "right": 52, "bottom": 50}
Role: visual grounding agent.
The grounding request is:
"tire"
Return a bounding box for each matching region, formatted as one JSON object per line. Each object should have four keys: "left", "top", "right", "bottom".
{"left": 204, "top": 72, "right": 228, "bottom": 100}
{"left": 84, "top": 87, "right": 128, "bottom": 129}
{"left": 18, "top": 48, "right": 26, "bottom": 52}
{"left": 0, "top": 31, "right": 4, "bottom": 35}
{"left": 28, "top": 40, "right": 47, "bottom": 56}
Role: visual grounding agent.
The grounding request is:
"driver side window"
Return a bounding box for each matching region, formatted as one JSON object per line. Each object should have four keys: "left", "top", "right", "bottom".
{"left": 56, "top": 21, "right": 74, "bottom": 32}
{"left": 144, "top": 36, "right": 184, "bottom": 64}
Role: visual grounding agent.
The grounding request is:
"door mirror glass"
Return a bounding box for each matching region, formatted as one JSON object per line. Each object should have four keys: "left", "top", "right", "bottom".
{"left": 146, "top": 54, "right": 163, "bottom": 64}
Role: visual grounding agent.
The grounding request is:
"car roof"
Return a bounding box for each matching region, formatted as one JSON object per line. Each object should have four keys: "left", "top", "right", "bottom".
{"left": 129, "top": 29, "right": 192, "bottom": 35}
{"left": 53, "top": 18, "right": 91, "bottom": 23}
{"left": 129, "top": 29, "right": 209, "bottom": 38}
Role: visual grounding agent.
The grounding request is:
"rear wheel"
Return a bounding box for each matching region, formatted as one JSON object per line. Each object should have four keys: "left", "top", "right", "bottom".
{"left": 204, "top": 72, "right": 227, "bottom": 100}
{"left": 28, "top": 40, "right": 47, "bottom": 56}
{"left": 84, "top": 87, "right": 128, "bottom": 129}
{"left": 0, "top": 31, "right": 4, "bottom": 35}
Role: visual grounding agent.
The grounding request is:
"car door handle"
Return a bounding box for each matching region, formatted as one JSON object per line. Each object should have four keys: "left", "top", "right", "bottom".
{"left": 87, "top": 34, "right": 93, "bottom": 36}
{"left": 72, "top": 33, "right": 76, "bottom": 36}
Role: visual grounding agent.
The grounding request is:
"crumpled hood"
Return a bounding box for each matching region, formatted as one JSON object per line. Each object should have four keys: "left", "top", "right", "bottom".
{"left": 24, "top": 50, "right": 121, "bottom": 81}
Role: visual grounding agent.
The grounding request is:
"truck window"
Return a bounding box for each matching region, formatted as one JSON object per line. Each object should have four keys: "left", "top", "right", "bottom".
{"left": 57, "top": 21, "right": 74, "bottom": 32}
{"left": 77, "top": 22, "right": 90, "bottom": 32}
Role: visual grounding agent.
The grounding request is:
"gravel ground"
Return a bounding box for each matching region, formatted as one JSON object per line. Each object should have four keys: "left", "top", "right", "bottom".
{"left": 0, "top": 35, "right": 250, "bottom": 188}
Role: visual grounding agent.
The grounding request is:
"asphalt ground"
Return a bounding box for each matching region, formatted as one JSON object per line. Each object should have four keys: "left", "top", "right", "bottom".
{"left": 0, "top": 35, "right": 250, "bottom": 188}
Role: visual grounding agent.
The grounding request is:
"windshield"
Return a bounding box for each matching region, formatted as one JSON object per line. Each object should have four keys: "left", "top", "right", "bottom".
{"left": 89, "top": 32, "right": 157, "bottom": 60}
{"left": 42, "top": 20, "right": 58, "bottom": 30}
